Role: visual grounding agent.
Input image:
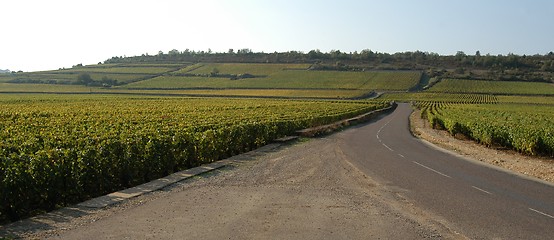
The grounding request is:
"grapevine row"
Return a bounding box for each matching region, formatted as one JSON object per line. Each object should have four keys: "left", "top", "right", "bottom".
{"left": 0, "top": 96, "right": 388, "bottom": 222}
{"left": 419, "top": 103, "right": 554, "bottom": 157}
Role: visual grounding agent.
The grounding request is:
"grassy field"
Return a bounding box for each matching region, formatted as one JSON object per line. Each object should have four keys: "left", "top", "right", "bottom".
{"left": 1, "top": 72, "right": 156, "bottom": 85}
{"left": 0, "top": 83, "right": 96, "bottom": 92}
{"left": 54, "top": 66, "right": 176, "bottom": 74}
{"left": 2, "top": 63, "right": 421, "bottom": 98}
{"left": 124, "top": 69, "right": 420, "bottom": 91}
{"left": 427, "top": 79, "right": 554, "bottom": 95}
{"left": 0, "top": 63, "right": 188, "bottom": 85}
{"left": 182, "top": 63, "right": 311, "bottom": 75}
{"left": 133, "top": 89, "right": 369, "bottom": 98}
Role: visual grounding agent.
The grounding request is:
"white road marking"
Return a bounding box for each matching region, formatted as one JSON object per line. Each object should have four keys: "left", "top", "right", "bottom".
{"left": 471, "top": 186, "right": 493, "bottom": 195}
{"left": 412, "top": 161, "right": 452, "bottom": 178}
{"left": 529, "top": 208, "right": 554, "bottom": 219}
{"left": 376, "top": 118, "right": 395, "bottom": 151}
{"left": 376, "top": 118, "right": 394, "bottom": 139}
{"left": 398, "top": 154, "right": 405, "bottom": 158}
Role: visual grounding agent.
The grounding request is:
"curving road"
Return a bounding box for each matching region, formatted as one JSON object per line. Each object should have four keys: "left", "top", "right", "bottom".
{"left": 339, "top": 103, "right": 554, "bottom": 239}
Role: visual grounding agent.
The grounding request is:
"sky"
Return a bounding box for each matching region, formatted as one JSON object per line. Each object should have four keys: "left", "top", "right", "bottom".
{"left": 1, "top": 0, "right": 553, "bottom": 72}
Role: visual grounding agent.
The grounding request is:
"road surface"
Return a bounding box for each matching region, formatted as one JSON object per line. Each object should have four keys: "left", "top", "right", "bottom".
{"left": 340, "top": 103, "right": 554, "bottom": 239}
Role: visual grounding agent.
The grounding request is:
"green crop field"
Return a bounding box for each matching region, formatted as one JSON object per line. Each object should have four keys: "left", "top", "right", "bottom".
{"left": 124, "top": 69, "right": 420, "bottom": 91}
{"left": 0, "top": 63, "right": 188, "bottom": 86}
{"left": 496, "top": 95, "right": 554, "bottom": 104}
{"left": 3, "top": 63, "right": 421, "bottom": 99}
{"left": 182, "top": 63, "right": 311, "bottom": 75}
{"left": 427, "top": 79, "right": 554, "bottom": 95}
{"left": 1, "top": 72, "right": 155, "bottom": 85}
{"left": 0, "top": 83, "right": 95, "bottom": 92}
{"left": 420, "top": 102, "right": 554, "bottom": 157}
{"left": 132, "top": 89, "right": 369, "bottom": 98}
{"left": 0, "top": 94, "right": 388, "bottom": 222}
{"left": 379, "top": 92, "right": 498, "bottom": 104}
{"left": 381, "top": 91, "right": 554, "bottom": 159}
{"left": 55, "top": 66, "right": 176, "bottom": 74}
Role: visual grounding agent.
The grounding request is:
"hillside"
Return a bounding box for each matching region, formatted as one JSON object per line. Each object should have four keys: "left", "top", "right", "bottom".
{"left": 0, "top": 62, "right": 422, "bottom": 99}
{"left": 0, "top": 50, "right": 552, "bottom": 99}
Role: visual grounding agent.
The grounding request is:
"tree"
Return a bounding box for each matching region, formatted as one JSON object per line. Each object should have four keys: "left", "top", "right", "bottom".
{"left": 77, "top": 73, "right": 93, "bottom": 85}
{"left": 210, "top": 67, "right": 220, "bottom": 77}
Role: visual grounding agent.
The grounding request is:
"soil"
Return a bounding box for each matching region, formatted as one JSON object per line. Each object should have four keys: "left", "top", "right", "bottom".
{"left": 410, "top": 109, "right": 554, "bottom": 184}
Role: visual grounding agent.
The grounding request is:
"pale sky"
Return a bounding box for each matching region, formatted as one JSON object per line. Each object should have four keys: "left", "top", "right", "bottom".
{"left": 1, "top": 0, "right": 553, "bottom": 72}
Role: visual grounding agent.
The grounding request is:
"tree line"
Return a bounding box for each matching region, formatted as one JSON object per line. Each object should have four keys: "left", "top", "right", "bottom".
{"left": 104, "top": 49, "right": 554, "bottom": 83}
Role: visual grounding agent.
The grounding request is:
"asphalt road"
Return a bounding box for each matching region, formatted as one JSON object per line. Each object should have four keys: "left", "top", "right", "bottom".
{"left": 338, "top": 103, "right": 554, "bottom": 239}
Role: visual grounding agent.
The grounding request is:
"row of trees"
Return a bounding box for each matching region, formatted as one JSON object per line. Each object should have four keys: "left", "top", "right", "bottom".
{"left": 105, "top": 49, "right": 554, "bottom": 70}
{"left": 103, "top": 49, "right": 553, "bottom": 83}
{"left": 77, "top": 73, "right": 121, "bottom": 87}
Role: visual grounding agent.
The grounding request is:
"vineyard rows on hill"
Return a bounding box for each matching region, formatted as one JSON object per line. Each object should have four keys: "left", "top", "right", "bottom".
{"left": 428, "top": 79, "right": 554, "bottom": 95}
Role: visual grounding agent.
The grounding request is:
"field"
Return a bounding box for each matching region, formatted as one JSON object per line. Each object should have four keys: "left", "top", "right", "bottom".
{"left": 378, "top": 90, "right": 554, "bottom": 158}
{"left": 2, "top": 60, "right": 554, "bottom": 224}
{"left": 130, "top": 89, "right": 370, "bottom": 99}
{"left": 379, "top": 92, "right": 499, "bottom": 104}
{"left": 0, "top": 94, "right": 387, "bottom": 222}
{"left": 181, "top": 63, "right": 311, "bottom": 75}
{"left": 419, "top": 103, "right": 554, "bottom": 157}
{"left": 1, "top": 63, "right": 421, "bottom": 98}
{"left": 124, "top": 69, "right": 421, "bottom": 91}
{"left": 428, "top": 79, "right": 554, "bottom": 95}
{"left": 0, "top": 63, "right": 188, "bottom": 85}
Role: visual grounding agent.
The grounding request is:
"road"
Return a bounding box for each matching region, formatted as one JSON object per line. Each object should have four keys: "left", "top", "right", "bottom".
{"left": 339, "top": 103, "right": 554, "bottom": 239}
{"left": 6, "top": 103, "right": 553, "bottom": 239}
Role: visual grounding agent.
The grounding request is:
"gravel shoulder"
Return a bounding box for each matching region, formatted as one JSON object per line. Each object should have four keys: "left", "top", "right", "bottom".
{"left": 410, "top": 108, "right": 554, "bottom": 184}
{"left": 3, "top": 133, "right": 463, "bottom": 239}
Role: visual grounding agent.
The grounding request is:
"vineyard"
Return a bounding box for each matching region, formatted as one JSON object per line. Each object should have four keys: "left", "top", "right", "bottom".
{"left": 2, "top": 59, "right": 554, "bottom": 225}
{"left": 0, "top": 63, "right": 188, "bottom": 86}
{"left": 123, "top": 66, "right": 421, "bottom": 92}
{"left": 379, "top": 92, "right": 498, "bottom": 104}
{"left": 418, "top": 102, "right": 554, "bottom": 157}
{"left": 1, "top": 63, "right": 421, "bottom": 99}
{"left": 428, "top": 79, "right": 554, "bottom": 95}
{"left": 0, "top": 95, "right": 388, "bottom": 222}
{"left": 182, "top": 63, "right": 311, "bottom": 75}
{"left": 377, "top": 91, "right": 554, "bottom": 158}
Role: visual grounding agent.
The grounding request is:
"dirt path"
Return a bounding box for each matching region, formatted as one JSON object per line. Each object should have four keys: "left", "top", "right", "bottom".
{"left": 8, "top": 135, "right": 462, "bottom": 239}
{"left": 410, "top": 108, "right": 554, "bottom": 184}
